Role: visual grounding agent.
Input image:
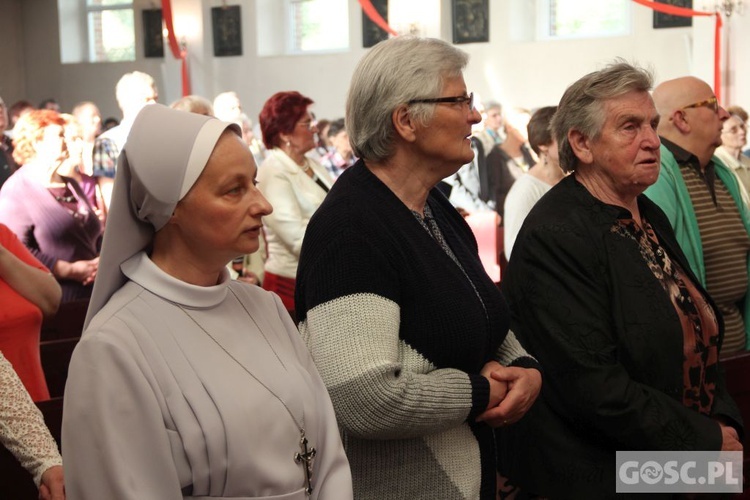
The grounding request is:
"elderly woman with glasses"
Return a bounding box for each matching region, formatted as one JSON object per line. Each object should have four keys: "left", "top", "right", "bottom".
{"left": 715, "top": 114, "right": 750, "bottom": 200}
{"left": 257, "top": 91, "right": 333, "bottom": 317}
{"left": 294, "top": 36, "right": 542, "bottom": 500}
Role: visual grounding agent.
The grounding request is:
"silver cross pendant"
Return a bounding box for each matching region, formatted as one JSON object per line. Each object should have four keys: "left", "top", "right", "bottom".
{"left": 294, "top": 430, "right": 316, "bottom": 496}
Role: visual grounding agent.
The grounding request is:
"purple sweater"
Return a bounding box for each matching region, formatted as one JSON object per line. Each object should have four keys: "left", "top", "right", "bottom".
{"left": 0, "top": 165, "right": 101, "bottom": 301}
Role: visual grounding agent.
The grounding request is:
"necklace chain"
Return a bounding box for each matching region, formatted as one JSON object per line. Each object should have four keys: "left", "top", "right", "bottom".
{"left": 174, "top": 287, "right": 317, "bottom": 495}
{"left": 176, "top": 288, "right": 304, "bottom": 431}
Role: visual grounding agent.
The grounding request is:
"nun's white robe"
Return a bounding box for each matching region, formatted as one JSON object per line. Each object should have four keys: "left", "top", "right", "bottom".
{"left": 62, "top": 252, "right": 352, "bottom": 499}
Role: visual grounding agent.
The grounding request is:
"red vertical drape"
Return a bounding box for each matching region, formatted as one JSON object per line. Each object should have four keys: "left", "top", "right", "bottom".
{"left": 161, "top": 0, "right": 191, "bottom": 96}
{"left": 631, "top": 0, "right": 723, "bottom": 102}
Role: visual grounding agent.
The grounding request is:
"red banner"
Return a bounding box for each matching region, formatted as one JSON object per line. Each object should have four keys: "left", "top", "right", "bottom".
{"left": 358, "top": 0, "right": 399, "bottom": 37}
{"left": 632, "top": 0, "right": 723, "bottom": 102}
{"left": 161, "top": 0, "right": 191, "bottom": 96}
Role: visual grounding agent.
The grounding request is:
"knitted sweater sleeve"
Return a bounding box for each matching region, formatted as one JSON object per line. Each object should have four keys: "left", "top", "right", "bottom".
{"left": 297, "top": 231, "right": 489, "bottom": 440}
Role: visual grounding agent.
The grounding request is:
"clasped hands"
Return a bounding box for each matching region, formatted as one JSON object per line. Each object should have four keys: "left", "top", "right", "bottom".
{"left": 476, "top": 360, "right": 542, "bottom": 428}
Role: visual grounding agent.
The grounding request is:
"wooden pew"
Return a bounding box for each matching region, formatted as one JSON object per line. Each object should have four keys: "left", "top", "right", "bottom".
{"left": 0, "top": 397, "right": 63, "bottom": 500}
{"left": 720, "top": 350, "right": 750, "bottom": 489}
{"left": 40, "top": 338, "right": 78, "bottom": 399}
{"left": 39, "top": 299, "right": 88, "bottom": 399}
{"left": 41, "top": 299, "right": 88, "bottom": 342}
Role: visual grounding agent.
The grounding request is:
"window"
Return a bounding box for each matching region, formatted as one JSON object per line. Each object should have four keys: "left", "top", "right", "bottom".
{"left": 256, "top": 0, "right": 349, "bottom": 56}
{"left": 288, "top": 0, "right": 348, "bottom": 53}
{"left": 538, "top": 0, "right": 630, "bottom": 40}
{"left": 59, "top": 0, "right": 135, "bottom": 63}
{"left": 86, "top": 0, "right": 135, "bottom": 62}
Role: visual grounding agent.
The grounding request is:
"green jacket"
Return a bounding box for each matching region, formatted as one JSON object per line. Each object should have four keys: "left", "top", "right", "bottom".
{"left": 645, "top": 143, "right": 750, "bottom": 349}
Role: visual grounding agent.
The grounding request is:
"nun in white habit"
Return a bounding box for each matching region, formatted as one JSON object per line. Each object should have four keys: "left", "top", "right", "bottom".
{"left": 62, "top": 104, "right": 352, "bottom": 500}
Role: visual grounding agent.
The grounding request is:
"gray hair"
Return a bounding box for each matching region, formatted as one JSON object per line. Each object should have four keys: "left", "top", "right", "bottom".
{"left": 346, "top": 36, "right": 469, "bottom": 162}
{"left": 115, "top": 71, "right": 156, "bottom": 112}
{"left": 551, "top": 61, "right": 653, "bottom": 172}
{"left": 483, "top": 101, "right": 502, "bottom": 113}
{"left": 170, "top": 95, "right": 214, "bottom": 117}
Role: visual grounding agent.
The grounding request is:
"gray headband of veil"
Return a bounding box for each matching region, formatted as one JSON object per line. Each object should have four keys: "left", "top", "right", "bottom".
{"left": 84, "top": 104, "right": 240, "bottom": 330}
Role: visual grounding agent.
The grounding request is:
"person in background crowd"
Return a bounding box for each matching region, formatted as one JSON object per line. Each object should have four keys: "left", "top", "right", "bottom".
{"left": 0, "top": 223, "right": 61, "bottom": 401}
{"left": 170, "top": 95, "right": 214, "bottom": 117}
{"left": 257, "top": 91, "right": 333, "bottom": 317}
{"left": 62, "top": 104, "right": 352, "bottom": 499}
{"left": 39, "top": 99, "right": 61, "bottom": 113}
{"left": 646, "top": 76, "right": 750, "bottom": 355}
{"left": 212, "top": 91, "right": 243, "bottom": 124}
{"left": 476, "top": 100, "right": 505, "bottom": 156}
{"left": 296, "top": 36, "right": 541, "bottom": 500}
{"left": 714, "top": 114, "right": 750, "bottom": 203}
{"left": 93, "top": 71, "right": 158, "bottom": 212}
{"left": 239, "top": 112, "right": 267, "bottom": 166}
{"left": 320, "top": 118, "right": 356, "bottom": 179}
{"left": 503, "top": 106, "right": 564, "bottom": 258}
{"left": 101, "top": 117, "right": 119, "bottom": 132}
{"left": 60, "top": 114, "right": 101, "bottom": 217}
{"left": 726, "top": 105, "right": 750, "bottom": 158}
{"left": 235, "top": 112, "right": 268, "bottom": 287}
{"left": 310, "top": 118, "right": 331, "bottom": 161}
{"left": 8, "top": 99, "right": 34, "bottom": 138}
{"left": 0, "top": 110, "right": 101, "bottom": 302}
{"left": 444, "top": 136, "right": 494, "bottom": 214}
{"left": 485, "top": 123, "right": 536, "bottom": 218}
{"left": 499, "top": 62, "right": 743, "bottom": 499}
{"left": 0, "top": 350, "right": 65, "bottom": 500}
{"left": 0, "top": 95, "right": 18, "bottom": 187}
{"left": 71, "top": 102, "right": 102, "bottom": 181}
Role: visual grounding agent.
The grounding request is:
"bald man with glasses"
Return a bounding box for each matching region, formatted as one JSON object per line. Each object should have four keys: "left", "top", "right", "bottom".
{"left": 646, "top": 76, "right": 750, "bottom": 355}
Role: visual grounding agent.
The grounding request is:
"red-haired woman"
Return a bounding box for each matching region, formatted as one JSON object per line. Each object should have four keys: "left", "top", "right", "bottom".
{"left": 257, "top": 91, "right": 333, "bottom": 316}
{"left": 0, "top": 110, "right": 101, "bottom": 302}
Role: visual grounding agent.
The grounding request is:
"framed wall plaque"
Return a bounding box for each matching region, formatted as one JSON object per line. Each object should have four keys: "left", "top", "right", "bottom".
{"left": 653, "top": 0, "right": 692, "bottom": 29}
{"left": 452, "top": 0, "right": 489, "bottom": 44}
{"left": 362, "top": 0, "right": 389, "bottom": 48}
{"left": 212, "top": 5, "right": 242, "bottom": 57}
{"left": 142, "top": 9, "right": 164, "bottom": 58}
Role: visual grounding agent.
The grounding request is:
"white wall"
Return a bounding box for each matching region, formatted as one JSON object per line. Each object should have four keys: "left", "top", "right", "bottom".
{"left": 4, "top": 0, "right": 750, "bottom": 123}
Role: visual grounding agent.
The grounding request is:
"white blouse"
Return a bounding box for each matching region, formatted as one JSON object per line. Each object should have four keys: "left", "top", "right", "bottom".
{"left": 257, "top": 149, "right": 333, "bottom": 279}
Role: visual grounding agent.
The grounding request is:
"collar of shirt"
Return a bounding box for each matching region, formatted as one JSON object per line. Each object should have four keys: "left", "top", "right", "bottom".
{"left": 660, "top": 136, "right": 718, "bottom": 203}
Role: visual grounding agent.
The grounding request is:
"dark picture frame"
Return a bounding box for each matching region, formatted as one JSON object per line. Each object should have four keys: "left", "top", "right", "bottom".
{"left": 142, "top": 9, "right": 164, "bottom": 58}
{"left": 211, "top": 5, "right": 242, "bottom": 57}
{"left": 362, "top": 0, "right": 389, "bottom": 48}
{"left": 653, "top": 0, "right": 693, "bottom": 29}
{"left": 452, "top": 0, "right": 489, "bottom": 44}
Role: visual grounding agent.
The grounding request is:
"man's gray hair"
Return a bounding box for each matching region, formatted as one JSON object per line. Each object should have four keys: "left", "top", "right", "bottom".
{"left": 346, "top": 36, "right": 469, "bottom": 163}
{"left": 551, "top": 61, "right": 653, "bottom": 172}
{"left": 115, "top": 71, "right": 156, "bottom": 112}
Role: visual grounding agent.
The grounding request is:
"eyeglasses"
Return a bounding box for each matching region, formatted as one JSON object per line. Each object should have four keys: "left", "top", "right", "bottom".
{"left": 296, "top": 119, "right": 316, "bottom": 131}
{"left": 681, "top": 96, "right": 719, "bottom": 113}
{"left": 408, "top": 92, "right": 474, "bottom": 110}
